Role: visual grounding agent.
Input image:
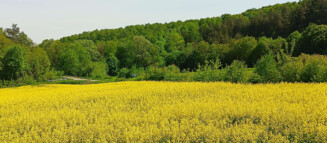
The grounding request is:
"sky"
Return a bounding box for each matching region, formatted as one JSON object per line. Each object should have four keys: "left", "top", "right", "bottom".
{"left": 0, "top": 0, "right": 298, "bottom": 44}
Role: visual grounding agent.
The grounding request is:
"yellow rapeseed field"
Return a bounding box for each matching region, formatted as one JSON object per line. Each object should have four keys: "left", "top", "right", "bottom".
{"left": 1, "top": 81, "right": 327, "bottom": 142}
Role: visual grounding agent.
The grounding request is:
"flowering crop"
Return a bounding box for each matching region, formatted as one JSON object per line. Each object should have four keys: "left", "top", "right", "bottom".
{"left": 1, "top": 81, "right": 327, "bottom": 142}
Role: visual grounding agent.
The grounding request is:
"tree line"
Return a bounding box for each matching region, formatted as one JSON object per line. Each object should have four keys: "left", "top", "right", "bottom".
{"left": 1, "top": 0, "right": 327, "bottom": 86}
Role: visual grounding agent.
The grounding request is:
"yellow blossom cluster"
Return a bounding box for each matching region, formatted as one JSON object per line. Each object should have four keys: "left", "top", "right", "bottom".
{"left": 1, "top": 81, "right": 327, "bottom": 142}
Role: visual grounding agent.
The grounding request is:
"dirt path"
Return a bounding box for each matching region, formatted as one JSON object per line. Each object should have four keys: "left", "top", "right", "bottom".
{"left": 62, "top": 76, "right": 99, "bottom": 82}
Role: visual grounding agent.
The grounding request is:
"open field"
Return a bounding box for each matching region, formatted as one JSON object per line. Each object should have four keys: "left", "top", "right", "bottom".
{"left": 1, "top": 81, "right": 327, "bottom": 142}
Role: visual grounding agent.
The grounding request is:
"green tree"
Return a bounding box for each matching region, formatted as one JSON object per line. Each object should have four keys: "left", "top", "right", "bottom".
{"left": 295, "top": 24, "right": 327, "bottom": 55}
{"left": 166, "top": 33, "right": 185, "bottom": 52}
{"left": 88, "top": 62, "right": 108, "bottom": 79}
{"left": 287, "top": 31, "right": 301, "bottom": 56}
{"left": 106, "top": 55, "right": 119, "bottom": 76}
{"left": 5, "top": 24, "right": 20, "bottom": 43}
{"left": 58, "top": 48, "right": 80, "bottom": 76}
{"left": 132, "top": 36, "right": 159, "bottom": 67}
{"left": 228, "top": 37, "right": 257, "bottom": 64}
{"left": 1, "top": 46, "right": 28, "bottom": 80}
{"left": 224, "top": 60, "right": 248, "bottom": 83}
{"left": 28, "top": 47, "right": 51, "bottom": 81}
{"left": 254, "top": 54, "right": 282, "bottom": 83}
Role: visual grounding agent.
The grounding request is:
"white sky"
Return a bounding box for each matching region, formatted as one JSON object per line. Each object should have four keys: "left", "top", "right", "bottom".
{"left": 0, "top": 0, "right": 298, "bottom": 43}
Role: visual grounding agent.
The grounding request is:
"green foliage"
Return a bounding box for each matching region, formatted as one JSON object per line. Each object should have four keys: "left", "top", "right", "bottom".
{"left": 298, "top": 54, "right": 327, "bottom": 82}
{"left": 106, "top": 55, "right": 119, "bottom": 76}
{"left": 117, "top": 68, "right": 132, "bottom": 78}
{"left": 58, "top": 44, "right": 92, "bottom": 76}
{"left": 1, "top": 46, "right": 28, "bottom": 80}
{"left": 193, "top": 60, "right": 223, "bottom": 82}
{"left": 58, "top": 48, "right": 80, "bottom": 76}
{"left": 132, "top": 36, "right": 159, "bottom": 67}
{"left": 228, "top": 37, "right": 257, "bottom": 64}
{"left": 144, "top": 65, "right": 166, "bottom": 81}
{"left": 254, "top": 54, "right": 282, "bottom": 83}
{"left": 295, "top": 24, "right": 327, "bottom": 55}
{"left": 167, "top": 33, "right": 185, "bottom": 52}
{"left": 88, "top": 62, "right": 108, "bottom": 79}
{"left": 28, "top": 47, "right": 51, "bottom": 81}
{"left": 4, "top": 1, "right": 327, "bottom": 85}
{"left": 5, "top": 24, "right": 34, "bottom": 46}
{"left": 247, "top": 37, "right": 272, "bottom": 67}
{"left": 224, "top": 60, "right": 248, "bottom": 83}
{"left": 164, "top": 65, "right": 183, "bottom": 81}
{"left": 287, "top": 31, "right": 301, "bottom": 56}
{"left": 279, "top": 58, "right": 303, "bottom": 82}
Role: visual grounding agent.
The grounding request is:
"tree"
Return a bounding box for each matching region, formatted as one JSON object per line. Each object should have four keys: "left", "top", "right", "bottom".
{"left": 106, "top": 55, "right": 119, "bottom": 76}
{"left": 5, "top": 24, "right": 34, "bottom": 46}
{"left": 1, "top": 46, "right": 28, "bottom": 80}
{"left": 5, "top": 24, "right": 20, "bottom": 43}
{"left": 227, "top": 37, "right": 257, "bottom": 64}
{"left": 247, "top": 38, "right": 270, "bottom": 67}
{"left": 166, "top": 33, "right": 185, "bottom": 52}
{"left": 28, "top": 47, "right": 51, "bottom": 81}
{"left": 88, "top": 62, "right": 108, "bottom": 79}
{"left": 254, "top": 54, "right": 282, "bottom": 83}
{"left": 224, "top": 60, "right": 248, "bottom": 83}
{"left": 295, "top": 24, "right": 327, "bottom": 55}
{"left": 132, "top": 36, "right": 159, "bottom": 67}
{"left": 180, "top": 22, "right": 201, "bottom": 43}
{"left": 287, "top": 31, "right": 301, "bottom": 56}
{"left": 58, "top": 48, "right": 80, "bottom": 76}
{"left": 18, "top": 32, "right": 34, "bottom": 47}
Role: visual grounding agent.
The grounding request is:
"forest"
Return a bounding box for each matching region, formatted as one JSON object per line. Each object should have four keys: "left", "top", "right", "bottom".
{"left": 1, "top": 0, "right": 327, "bottom": 86}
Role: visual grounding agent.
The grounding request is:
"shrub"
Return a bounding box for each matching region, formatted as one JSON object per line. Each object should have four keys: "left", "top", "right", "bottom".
{"left": 254, "top": 54, "right": 282, "bottom": 83}
{"left": 224, "top": 60, "right": 248, "bottom": 83}
{"left": 164, "top": 65, "right": 182, "bottom": 81}
{"left": 118, "top": 68, "right": 133, "bottom": 78}
{"left": 299, "top": 54, "right": 327, "bottom": 82}
{"left": 88, "top": 62, "right": 108, "bottom": 79}
{"left": 279, "top": 58, "right": 303, "bottom": 82}
{"left": 193, "top": 60, "right": 223, "bottom": 82}
{"left": 1, "top": 46, "right": 28, "bottom": 80}
{"left": 106, "top": 55, "right": 119, "bottom": 76}
{"left": 144, "top": 65, "right": 166, "bottom": 81}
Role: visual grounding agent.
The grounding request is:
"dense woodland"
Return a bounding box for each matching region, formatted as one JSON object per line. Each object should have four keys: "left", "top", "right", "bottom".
{"left": 1, "top": 0, "right": 327, "bottom": 86}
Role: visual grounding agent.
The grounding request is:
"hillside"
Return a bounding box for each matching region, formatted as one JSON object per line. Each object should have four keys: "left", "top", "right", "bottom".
{"left": 1, "top": 0, "right": 327, "bottom": 86}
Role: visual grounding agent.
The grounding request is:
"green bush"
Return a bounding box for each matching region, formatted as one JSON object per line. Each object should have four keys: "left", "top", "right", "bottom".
{"left": 88, "top": 62, "right": 108, "bottom": 79}
{"left": 254, "top": 54, "right": 282, "bottom": 83}
{"left": 248, "top": 72, "right": 261, "bottom": 83}
{"left": 193, "top": 60, "right": 223, "bottom": 82}
{"left": 299, "top": 54, "right": 327, "bottom": 82}
{"left": 164, "top": 65, "right": 182, "bottom": 81}
{"left": 1, "top": 46, "right": 28, "bottom": 80}
{"left": 224, "top": 60, "right": 248, "bottom": 83}
{"left": 106, "top": 55, "right": 119, "bottom": 76}
{"left": 144, "top": 65, "right": 166, "bottom": 81}
{"left": 46, "top": 69, "right": 64, "bottom": 80}
{"left": 279, "top": 58, "right": 303, "bottom": 82}
{"left": 118, "top": 68, "right": 132, "bottom": 78}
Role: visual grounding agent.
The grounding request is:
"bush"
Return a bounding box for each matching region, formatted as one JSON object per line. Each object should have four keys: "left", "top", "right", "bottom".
{"left": 1, "top": 46, "right": 28, "bottom": 80}
{"left": 279, "top": 58, "right": 303, "bottom": 82}
{"left": 193, "top": 60, "right": 223, "bottom": 82}
{"left": 224, "top": 60, "right": 248, "bottom": 83}
{"left": 88, "top": 62, "right": 108, "bottom": 79}
{"left": 46, "top": 69, "right": 64, "bottom": 80}
{"left": 164, "top": 65, "right": 182, "bottom": 81}
{"left": 248, "top": 72, "right": 261, "bottom": 83}
{"left": 106, "top": 55, "right": 119, "bottom": 76}
{"left": 144, "top": 65, "right": 166, "bottom": 81}
{"left": 299, "top": 54, "right": 327, "bottom": 82}
{"left": 118, "top": 68, "right": 133, "bottom": 78}
{"left": 254, "top": 54, "right": 282, "bottom": 83}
